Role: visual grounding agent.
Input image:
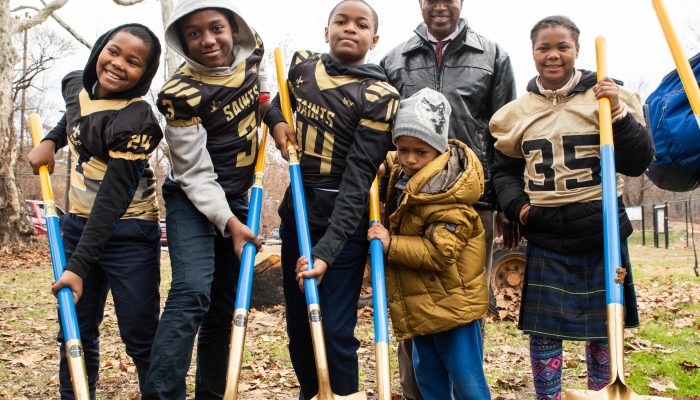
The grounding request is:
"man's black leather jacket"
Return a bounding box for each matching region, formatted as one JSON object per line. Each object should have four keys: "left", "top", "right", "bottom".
{"left": 381, "top": 19, "right": 516, "bottom": 209}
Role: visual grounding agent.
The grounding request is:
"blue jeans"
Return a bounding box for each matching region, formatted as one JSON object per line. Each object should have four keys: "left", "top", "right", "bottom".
{"left": 143, "top": 178, "right": 248, "bottom": 400}
{"left": 412, "top": 321, "right": 491, "bottom": 400}
{"left": 281, "top": 224, "right": 368, "bottom": 399}
{"left": 58, "top": 213, "right": 160, "bottom": 400}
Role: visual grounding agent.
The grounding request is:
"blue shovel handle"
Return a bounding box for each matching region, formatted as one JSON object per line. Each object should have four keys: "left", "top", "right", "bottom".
{"left": 29, "top": 113, "right": 89, "bottom": 399}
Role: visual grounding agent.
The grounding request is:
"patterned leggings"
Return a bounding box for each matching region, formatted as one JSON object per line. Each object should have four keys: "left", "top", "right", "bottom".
{"left": 529, "top": 335, "right": 610, "bottom": 400}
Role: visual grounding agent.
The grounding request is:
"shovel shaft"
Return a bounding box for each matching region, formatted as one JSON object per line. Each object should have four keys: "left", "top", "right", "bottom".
{"left": 600, "top": 144, "right": 623, "bottom": 305}
{"left": 289, "top": 159, "right": 320, "bottom": 303}
{"left": 595, "top": 37, "right": 624, "bottom": 306}
{"left": 274, "top": 47, "right": 321, "bottom": 305}
{"left": 652, "top": 0, "right": 700, "bottom": 125}
{"left": 29, "top": 113, "right": 90, "bottom": 399}
{"left": 564, "top": 37, "right": 673, "bottom": 400}
{"left": 369, "top": 178, "right": 391, "bottom": 400}
{"left": 368, "top": 179, "right": 389, "bottom": 344}
{"left": 275, "top": 48, "right": 338, "bottom": 398}
{"left": 234, "top": 126, "right": 268, "bottom": 312}
{"left": 223, "top": 314, "right": 247, "bottom": 400}
{"left": 224, "top": 126, "right": 268, "bottom": 400}
{"left": 566, "top": 38, "right": 673, "bottom": 400}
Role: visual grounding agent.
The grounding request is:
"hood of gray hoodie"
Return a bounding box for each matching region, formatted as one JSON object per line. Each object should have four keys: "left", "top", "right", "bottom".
{"left": 165, "top": 0, "right": 256, "bottom": 75}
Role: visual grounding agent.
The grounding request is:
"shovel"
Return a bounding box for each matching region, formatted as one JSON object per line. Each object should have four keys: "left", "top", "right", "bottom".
{"left": 29, "top": 113, "right": 90, "bottom": 400}
{"left": 652, "top": 0, "right": 700, "bottom": 130}
{"left": 563, "top": 38, "right": 670, "bottom": 400}
{"left": 368, "top": 178, "right": 392, "bottom": 400}
{"left": 223, "top": 125, "right": 269, "bottom": 400}
{"left": 274, "top": 48, "right": 367, "bottom": 400}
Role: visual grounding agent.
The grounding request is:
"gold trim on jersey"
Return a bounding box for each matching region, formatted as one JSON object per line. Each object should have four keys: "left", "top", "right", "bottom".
{"left": 168, "top": 117, "right": 203, "bottom": 127}
{"left": 359, "top": 118, "right": 390, "bottom": 132}
{"left": 294, "top": 51, "right": 314, "bottom": 65}
{"left": 81, "top": 157, "right": 107, "bottom": 181}
{"left": 301, "top": 123, "right": 335, "bottom": 174}
{"left": 181, "top": 64, "right": 246, "bottom": 88}
{"left": 78, "top": 90, "right": 142, "bottom": 117}
{"left": 108, "top": 150, "right": 152, "bottom": 161}
{"left": 386, "top": 98, "right": 399, "bottom": 122}
{"left": 187, "top": 97, "right": 202, "bottom": 108}
{"left": 160, "top": 77, "right": 203, "bottom": 108}
{"left": 162, "top": 82, "right": 191, "bottom": 95}
{"left": 161, "top": 79, "right": 183, "bottom": 92}
{"left": 315, "top": 60, "right": 364, "bottom": 91}
{"left": 366, "top": 82, "right": 396, "bottom": 98}
{"left": 68, "top": 143, "right": 86, "bottom": 192}
{"left": 365, "top": 82, "right": 399, "bottom": 105}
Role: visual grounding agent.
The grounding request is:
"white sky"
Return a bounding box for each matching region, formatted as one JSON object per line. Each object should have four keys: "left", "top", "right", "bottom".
{"left": 10, "top": 0, "right": 700, "bottom": 125}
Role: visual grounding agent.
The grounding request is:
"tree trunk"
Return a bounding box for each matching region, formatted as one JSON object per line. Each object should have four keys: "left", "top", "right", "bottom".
{"left": 159, "top": 0, "right": 179, "bottom": 77}
{"left": 0, "top": 1, "right": 33, "bottom": 248}
{"left": 250, "top": 255, "right": 285, "bottom": 309}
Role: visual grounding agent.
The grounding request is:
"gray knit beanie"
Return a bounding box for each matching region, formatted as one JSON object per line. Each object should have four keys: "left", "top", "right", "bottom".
{"left": 392, "top": 88, "right": 451, "bottom": 153}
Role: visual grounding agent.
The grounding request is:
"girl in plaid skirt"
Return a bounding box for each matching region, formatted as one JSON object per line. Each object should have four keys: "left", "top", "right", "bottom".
{"left": 489, "top": 16, "right": 654, "bottom": 400}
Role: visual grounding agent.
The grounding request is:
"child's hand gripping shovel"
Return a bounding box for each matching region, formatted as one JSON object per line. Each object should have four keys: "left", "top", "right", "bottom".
{"left": 223, "top": 124, "right": 269, "bottom": 400}
{"left": 29, "top": 113, "right": 90, "bottom": 400}
{"left": 564, "top": 38, "right": 669, "bottom": 400}
{"left": 368, "top": 178, "right": 391, "bottom": 400}
{"left": 274, "top": 47, "right": 367, "bottom": 400}
{"left": 652, "top": 0, "right": 700, "bottom": 130}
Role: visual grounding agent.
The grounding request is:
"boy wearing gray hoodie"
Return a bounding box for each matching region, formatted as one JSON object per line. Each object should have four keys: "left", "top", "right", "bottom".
{"left": 142, "top": 1, "right": 268, "bottom": 398}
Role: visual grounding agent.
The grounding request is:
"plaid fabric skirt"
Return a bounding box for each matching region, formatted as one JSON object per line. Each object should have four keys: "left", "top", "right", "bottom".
{"left": 518, "top": 241, "right": 640, "bottom": 340}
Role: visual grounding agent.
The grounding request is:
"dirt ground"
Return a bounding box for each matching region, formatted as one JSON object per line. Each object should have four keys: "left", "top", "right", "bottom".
{"left": 1, "top": 236, "right": 699, "bottom": 399}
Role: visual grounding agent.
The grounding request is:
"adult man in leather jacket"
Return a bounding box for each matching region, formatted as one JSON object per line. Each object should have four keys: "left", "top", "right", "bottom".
{"left": 380, "top": 1, "right": 518, "bottom": 398}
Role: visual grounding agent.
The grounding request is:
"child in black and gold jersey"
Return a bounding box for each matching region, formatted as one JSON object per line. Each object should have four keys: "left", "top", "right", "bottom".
{"left": 27, "top": 24, "right": 162, "bottom": 399}
{"left": 263, "top": 0, "right": 400, "bottom": 397}
{"left": 142, "top": 1, "right": 266, "bottom": 398}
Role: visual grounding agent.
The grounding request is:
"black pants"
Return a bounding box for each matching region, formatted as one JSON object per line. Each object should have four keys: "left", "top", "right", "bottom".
{"left": 143, "top": 179, "right": 248, "bottom": 400}
{"left": 58, "top": 213, "right": 160, "bottom": 399}
{"left": 281, "top": 224, "right": 368, "bottom": 399}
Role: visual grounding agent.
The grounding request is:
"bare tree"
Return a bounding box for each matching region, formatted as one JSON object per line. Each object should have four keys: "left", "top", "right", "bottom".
{"left": 159, "top": 0, "right": 179, "bottom": 77}
{"left": 0, "top": 0, "right": 42, "bottom": 247}
{"left": 12, "top": 27, "right": 74, "bottom": 148}
{"left": 12, "top": 1, "right": 91, "bottom": 49}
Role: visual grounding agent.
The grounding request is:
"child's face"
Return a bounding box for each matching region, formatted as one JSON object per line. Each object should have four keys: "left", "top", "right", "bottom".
{"left": 419, "top": 0, "right": 463, "bottom": 41}
{"left": 325, "top": 1, "right": 378, "bottom": 65}
{"left": 532, "top": 25, "right": 579, "bottom": 91}
{"left": 396, "top": 136, "right": 441, "bottom": 177}
{"left": 180, "top": 9, "right": 237, "bottom": 68}
{"left": 95, "top": 31, "right": 149, "bottom": 98}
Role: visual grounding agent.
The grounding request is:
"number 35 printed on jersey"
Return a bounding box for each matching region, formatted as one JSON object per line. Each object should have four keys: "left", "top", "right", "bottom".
{"left": 523, "top": 133, "right": 602, "bottom": 192}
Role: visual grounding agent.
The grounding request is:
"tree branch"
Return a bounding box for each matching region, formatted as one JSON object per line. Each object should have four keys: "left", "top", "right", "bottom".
{"left": 36, "top": 0, "right": 92, "bottom": 49}
{"left": 10, "top": 6, "right": 36, "bottom": 13}
{"left": 13, "top": 0, "right": 69, "bottom": 33}
{"left": 112, "top": 0, "right": 146, "bottom": 5}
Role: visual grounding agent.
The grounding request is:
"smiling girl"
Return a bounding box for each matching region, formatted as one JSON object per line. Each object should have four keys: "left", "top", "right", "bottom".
{"left": 28, "top": 24, "right": 163, "bottom": 399}
{"left": 489, "top": 16, "right": 654, "bottom": 400}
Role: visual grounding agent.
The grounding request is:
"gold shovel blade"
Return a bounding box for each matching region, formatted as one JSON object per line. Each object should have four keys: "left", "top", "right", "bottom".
{"left": 307, "top": 304, "right": 368, "bottom": 400}
{"left": 566, "top": 384, "right": 671, "bottom": 400}
{"left": 310, "top": 392, "right": 367, "bottom": 400}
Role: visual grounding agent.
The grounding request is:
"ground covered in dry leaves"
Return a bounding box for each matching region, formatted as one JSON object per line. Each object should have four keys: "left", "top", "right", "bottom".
{"left": 1, "top": 237, "right": 699, "bottom": 399}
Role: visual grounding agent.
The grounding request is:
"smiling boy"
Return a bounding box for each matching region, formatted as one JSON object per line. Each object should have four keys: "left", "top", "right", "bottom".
{"left": 262, "top": 1, "right": 400, "bottom": 398}
{"left": 142, "top": 1, "right": 268, "bottom": 398}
